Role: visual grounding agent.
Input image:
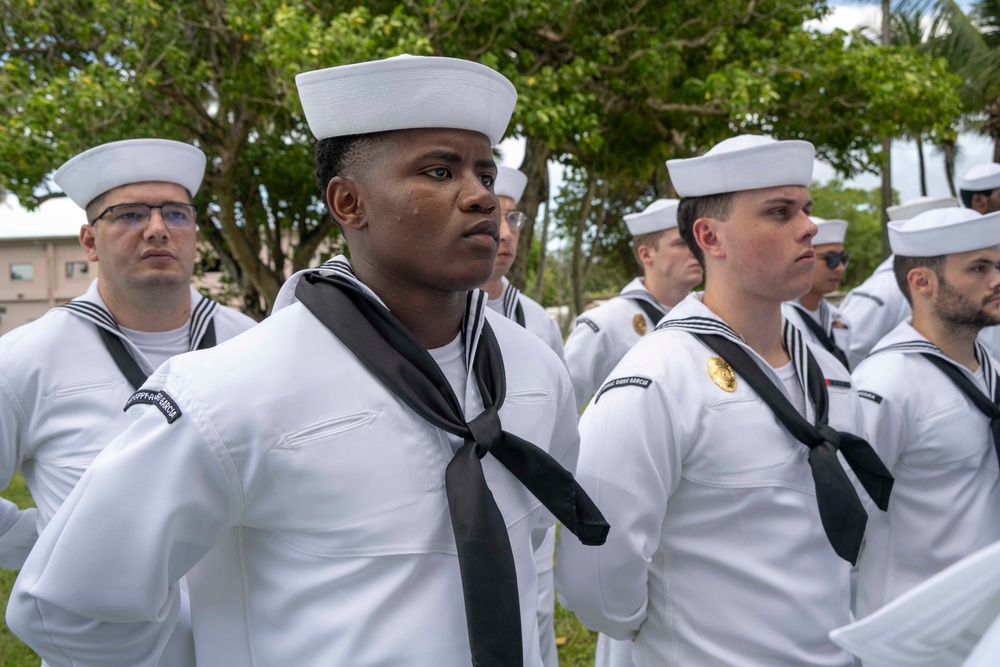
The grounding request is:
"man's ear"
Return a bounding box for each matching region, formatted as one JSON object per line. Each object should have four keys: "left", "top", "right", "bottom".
{"left": 636, "top": 244, "right": 654, "bottom": 267}
{"left": 693, "top": 217, "right": 724, "bottom": 260}
{"left": 327, "top": 176, "right": 367, "bottom": 231}
{"left": 79, "top": 225, "right": 99, "bottom": 262}
{"left": 908, "top": 267, "right": 935, "bottom": 299}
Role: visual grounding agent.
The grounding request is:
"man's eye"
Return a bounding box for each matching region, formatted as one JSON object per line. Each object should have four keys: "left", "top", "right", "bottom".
{"left": 427, "top": 167, "right": 450, "bottom": 178}
{"left": 480, "top": 174, "right": 495, "bottom": 187}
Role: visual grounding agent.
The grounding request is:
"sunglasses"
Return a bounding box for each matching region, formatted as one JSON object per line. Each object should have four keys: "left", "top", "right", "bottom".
{"left": 817, "top": 251, "right": 850, "bottom": 269}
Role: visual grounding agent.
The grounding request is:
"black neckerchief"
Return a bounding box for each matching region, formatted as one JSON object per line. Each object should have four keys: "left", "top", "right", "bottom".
{"left": 659, "top": 315, "right": 892, "bottom": 564}
{"left": 294, "top": 270, "right": 608, "bottom": 667}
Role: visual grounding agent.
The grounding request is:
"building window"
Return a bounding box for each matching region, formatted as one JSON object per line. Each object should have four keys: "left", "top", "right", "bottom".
{"left": 10, "top": 263, "right": 33, "bottom": 281}
{"left": 65, "top": 261, "right": 89, "bottom": 279}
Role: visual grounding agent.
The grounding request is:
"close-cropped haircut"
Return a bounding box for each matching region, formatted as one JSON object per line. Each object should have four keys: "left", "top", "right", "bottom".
{"left": 314, "top": 132, "right": 389, "bottom": 227}
{"left": 631, "top": 229, "right": 665, "bottom": 270}
{"left": 893, "top": 254, "right": 946, "bottom": 304}
{"left": 676, "top": 192, "right": 736, "bottom": 268}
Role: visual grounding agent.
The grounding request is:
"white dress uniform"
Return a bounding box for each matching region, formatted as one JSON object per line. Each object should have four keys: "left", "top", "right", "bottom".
{"left": 0, "top": 279, "right": 255, "bottom": 564}
{"left": 838, "top": 256, "right": 910, "bottom": 369}
{"left": 7, "top": 260, "right": 581, "bottom": 667}
{"left": 852, "top": 322, "right": 1000, "bottom": 619}
{"left": 782, "top": 298, "right": 851, "bottom": 368}
{"left": 486, "top": 274, "right": 565, "bottom": 667}
{"left": 487, "top": 276, "right": 565, "bottom": 363}
{"left": 563, "top": 278, "right": 667, "bottom": 409}
{"left": 556, "top": 293, "right": 860, "bottom": 667}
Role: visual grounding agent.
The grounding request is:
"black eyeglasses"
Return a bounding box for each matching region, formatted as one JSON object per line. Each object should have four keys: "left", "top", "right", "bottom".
{"left": 90, "top": 203, "right": 198, "bottom": 229}
{"left": 818, "top": 251, "right": 850, "bottom": 269}
{"left": 505, "top": 211, "right": 527, "bottom": 231}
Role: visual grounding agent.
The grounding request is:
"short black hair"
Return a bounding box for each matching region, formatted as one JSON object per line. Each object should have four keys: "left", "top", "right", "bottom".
{"left": 959, "top": 188, "right": 995, "bottom": 209}
{"left": 315, "top": 132, "right": 389, "bottom": 227}
{"left": 893, "top": 254, "right": 946, "bottom": 304}
{"left": 676, "top": 192, "right": 736, "bottom": 269}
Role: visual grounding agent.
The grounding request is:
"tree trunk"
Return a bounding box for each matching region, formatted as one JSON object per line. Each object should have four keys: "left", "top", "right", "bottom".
{"left": 880, "top": 0, "right": 893, "bottom": 260}
{"left": 942, "top": 138, "right": 958, "bottom": 198}
{"left": 570, "top": 176, "right": 598, "bottom": 317}
{"left": 916, "top": 136, "right": 927, "bottom": 196}
{"left": 533, "top": 199, "right": 550, "bottom": 302}
{"left": 509, "top": 134, "right": 552, "bottom": 290}
{"left": 988, "top": 97, "right": 1000, "bottom": 163}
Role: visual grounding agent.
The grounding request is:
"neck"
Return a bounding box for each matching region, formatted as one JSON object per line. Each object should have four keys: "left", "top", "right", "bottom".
{"left": 703, "top": 282, "right": 788, "bottom": 367}
{"left": 98, "top": 281, "right": 191, "bottom": 331}
{"left": 912, "top": 309, "right": 981, "bottom": 372}
{"left": 798, "top": 289, "right": 823, "bottom": 311}
{"left": 482, "top": 276, "right": 505, "bottom": 300}
{"left": 352, "top": 258, "right": 467, "bottom": 349}
{"left": 642, "top": 274, "right": 689, "bottom": 309}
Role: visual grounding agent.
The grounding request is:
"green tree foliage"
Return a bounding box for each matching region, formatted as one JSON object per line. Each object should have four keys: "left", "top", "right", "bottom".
{"left": 0, "top": 0, "right": 430, "bottom": 316}
{"left": 0, "top": 0, "right": 968, "bottom": 310}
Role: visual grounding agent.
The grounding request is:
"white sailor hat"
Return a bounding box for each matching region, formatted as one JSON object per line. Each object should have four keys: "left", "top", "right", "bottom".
{"left": 55, "top": 139, "right": 207, "bottom": 209}
{"left": 295, "top": 55, "right": 517, "bottom": 147}
{"left": 957, "top": 163, "right": 1000, "bottom": 193}
{"left": 830, "top": 540, "right": 1000, "bottom": 667}
{"left": 812, "top": 217, "right": 848, "bottom": 246}
{"left": 495, "top": 166, "right": 528, "bottom": 204}
{"left": 889, "top": 208, "right": 1000, "bottom": 257}
{"left": 624, "top": 199, "right": 679, "bottom": 236}
{"left": 886, "top": 196, "right": 958, "bottom": 221}
{"left": 666, "top": 135, "right": 815, "bottom": 198}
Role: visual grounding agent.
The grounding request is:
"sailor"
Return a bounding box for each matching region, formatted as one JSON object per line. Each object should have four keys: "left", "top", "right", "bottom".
{"left": 481, "top": 165, "right": 565, "bottom": 361}
{"left": 7, "top": 55, "right": 607, "bottom": 667}
{"left": 563, "top": 198, "right": 702, "bottom": 409}
{"left": 0, "top": 139, "right": 256, "bottom": 662}
{"left": 852, "top": 207, "right": 1000, "bottom": 621}
{"left": 782, "top": 216, "right": 851, "bottom": 368}
{"left": 556, "top": 135, "right": 891, "bottom": 666}
{"left": 838, "top": 196, "right": 958, "bottom": 367}
{"left": 479, "top": 164, "right": 565, "bottom": 666}
{"left": 959, "top": 163, "right": 1000, "bottom": 357}
{"left": 957, "top": 162, "right": 1000, "bottom": 214}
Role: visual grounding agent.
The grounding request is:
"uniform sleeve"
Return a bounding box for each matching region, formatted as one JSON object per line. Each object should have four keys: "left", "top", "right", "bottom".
{"left": 6, "top": 377, "right": 241, "bottom": 667}
{"left": 0, "top": 370, "right": 39, "bottom": 569}
{"left": 555, "top": 369, "right": 681, "bottom": 639}
{"left": 543, "top": 315, "right": 567, "bottom": 366}
{"left": 564, "top": 317, "right": 614, "bottom": 411}
{"left": 533, "top": 363, "right": 581, "bottom": 543}
{"left": 853, "top": 380, "right": 907, "bottom": 474}
{"left": 840, "top": 289, "right": 907, "bottom": 369}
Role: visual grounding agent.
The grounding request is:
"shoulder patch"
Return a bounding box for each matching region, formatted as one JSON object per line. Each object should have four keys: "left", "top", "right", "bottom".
{"left": 577, "top": 317, "right": 599, "bottom": 333}
{"left": 125, "top": 389, "right": 183, "bottom": 423}
{"left": 825, "top": 379, "right": 852, "bottom": 389}
{"left": 594, "top": 376, "right": 652, "bottom": 403}
{"left": 858, "top": 390, "right": 883, "bottom": 404}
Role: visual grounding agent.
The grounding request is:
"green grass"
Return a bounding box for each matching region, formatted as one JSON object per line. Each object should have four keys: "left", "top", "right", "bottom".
{"left": 0, "top": 471, "right": 40, "bottom": 667}
{"left": 0, "top": 473, "right": 597, "bottom": 665}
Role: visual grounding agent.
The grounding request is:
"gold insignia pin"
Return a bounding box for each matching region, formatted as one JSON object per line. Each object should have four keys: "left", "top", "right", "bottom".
{"left": 632, "top": 313, "right": 647, "bottom": 336}
{"left": 707, "top": 356, "right": 737, "bottom": 392}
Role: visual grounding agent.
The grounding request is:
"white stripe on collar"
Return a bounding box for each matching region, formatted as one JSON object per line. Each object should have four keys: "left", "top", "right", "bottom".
{"left": 500, "top": 277, "right": 521, "bottom": 322}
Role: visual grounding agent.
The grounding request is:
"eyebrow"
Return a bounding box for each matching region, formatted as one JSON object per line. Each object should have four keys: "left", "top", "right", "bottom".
{"left": 759, "top": 196, "right": 814, "bottom": 208}
{"left": 415, "top": 150, "right": 496, "bottom": 171}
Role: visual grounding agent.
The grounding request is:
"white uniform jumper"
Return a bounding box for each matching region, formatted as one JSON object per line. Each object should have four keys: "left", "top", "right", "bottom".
{"left": 839, "top": 256, "right": 910, "bottom": 369}
{"left": 782, "top": 298, "right": 851, "bottom": 369}
{"left": 0, "top": 279, "right": 255, "bottom": 564}
{"left": 556, "top": 293, "right": 860, "bottom": 667}
{"left": 563, "top": 278, "right": 668, "bottom": 409}
{"left": 853, "top": 322, "right": 1000, "bottom": 618}
{"left": 8, "top": 259, "right": 581, "bottom": 667}
{"left": 486, "top": 275, "right": 565, "bottom": 667}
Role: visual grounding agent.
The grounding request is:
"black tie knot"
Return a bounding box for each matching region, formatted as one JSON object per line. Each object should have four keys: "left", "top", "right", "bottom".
{"left": 817, "top": 424, "right": 841, "bottom": 451}
{"left": 467, "top": 406, "right": 503, "bottom": 458}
